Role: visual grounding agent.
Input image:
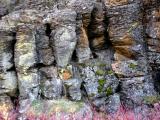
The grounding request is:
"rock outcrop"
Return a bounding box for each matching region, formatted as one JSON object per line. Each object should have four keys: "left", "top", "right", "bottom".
{"left": 0, "top": 0, "right": 160, "bottom": 119}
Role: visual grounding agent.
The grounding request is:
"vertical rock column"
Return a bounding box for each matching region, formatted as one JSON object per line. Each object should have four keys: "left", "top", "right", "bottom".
{"left": 104, "top": 0, "right": 156, "bottom": 108}
{"left": 0, "top": 31, "right": 17, "bottom": 96}
{"left": 76, "top": 13, "right": 93, "bottom": 62}
{"left": 46, "top": 9, "right": 82, "bottom": 100}
{"left": 0, "top": 30, "right": 17, "bottom": 118}
{"left": 15, "top": 25, "right": 39, "bottom": 100}
{"left": 145, "top": 3, "right": 160, "bottom": 91}
{"left": 50, "top": 9, "right": 77, "bottom": 67}
{"left": 66, "top": 0, "right": 96, "bottom": 62}
{"left": 88, "top": 2, "right": 106, "bottom": 50}
{"left": 35, "top": 25, "right": 62, "bottom": 99}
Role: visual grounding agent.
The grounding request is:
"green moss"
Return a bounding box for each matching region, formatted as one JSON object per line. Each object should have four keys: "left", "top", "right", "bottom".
{"left": 143, "top": 95, "right": 160, "bottom": 104}
{"left": 98, "top": 86, "right": 103, "bottom": 93}
{"left": 106, "top": 87, "right": 113, "bottom": 96}
{"left": 96, "top": 70, "right": 105, "bottom": 76}
{"left": 98, "top": 63, "right": 106, "bottom": 67}
{"left": 78, "top": 63, "right": 86, "bottom": 68}
{"left": 129, "top": 63, "right": 137, "bottom": 69}
{"left": 98, "top": 79, "right": 106, "bottom": 86}
{"left": 107, "top": 70, "right": 114, "bottom": 75}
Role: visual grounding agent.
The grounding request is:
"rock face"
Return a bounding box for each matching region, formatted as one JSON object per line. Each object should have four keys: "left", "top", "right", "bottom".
{"left": 0, "top": 0, "right": 160, "bottom": 119}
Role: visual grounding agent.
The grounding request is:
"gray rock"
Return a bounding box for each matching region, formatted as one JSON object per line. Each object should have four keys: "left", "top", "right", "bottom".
{"left": 120, "top": 75, "right": 157, "bottom": 107}
{"left": 79, "top": 60, "right": 119, "bottom": 109}
{"left": 50, "top": 10, "right": 77, "bottom": 67}
{"left": 0, "top": 71, "right": 17, "bottom": 96}
{"left": 66, "top": 0, "right": 96, "bottom": 14}
{"left": 17, "top": 69, "right": 39, "bottom": 100}
{"left": 0, "top": 31, "right": 15, "bottom": 71}
{"left": 39, "top": 66, "right": 63, "bottom": 99}
{"left": 14, "top": 24, "right": 38, "bottom": 71}
{"left": 35, "top": 25, "right": 54, "bottom": 65}
{"left": 64, "top": 78, "right": 82, "bottom": 101}
{"left": 112, "top": 60, "right": 148, "bottom": 78}
{"left": 105, "top": 94, "right": 121, "bottom": 114}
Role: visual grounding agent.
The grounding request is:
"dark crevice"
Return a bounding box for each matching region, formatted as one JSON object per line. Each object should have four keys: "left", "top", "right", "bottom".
{"left": 87, "top": 6, "right": 113, "bottom": 51}
{"left": 29, "top": 63, "right": 56, "bottom": 70}
{"left": 11, "top": 32, "right": 17, "bottom": 71}
{"left": 115, "top": 82, "right": 122, "bottom": 93}
{"left": 11, "top": 31, "right": 19, "bottom": 115}
{"left": 45, "top": 23, "right": 56, "bottom": 66}
{"left": 71, "top": 50, "right": 78, "bottom": 62}
{"left": 10, "top": 95, "right": 19, "bottom": 110}
{"left": 6, "top": 66, "right": 16, "bottom": 72}
{"left": 80, "top": 82, "right": 89, "bottom": 101}
{"left": 153, "top": 71, "right": 160, "bottom": 93}
{"left": 45, "top": 23, "right": 53, "bottom": 50}
{"left": 103, "top": 15, "right": 113, "bottom": 48}
{"left": 45, "top": 23, "right": 52, "bottom": 37}
{"left": 92, "top": 52, "right": 98, "bottom": 59}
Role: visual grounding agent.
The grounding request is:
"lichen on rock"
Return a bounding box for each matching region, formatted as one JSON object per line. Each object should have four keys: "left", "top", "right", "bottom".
{"left": 0, "top": 0, "right": 160, "bottom": 119}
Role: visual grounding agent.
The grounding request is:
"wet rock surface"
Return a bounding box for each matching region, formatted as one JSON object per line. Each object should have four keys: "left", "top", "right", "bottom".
{"left": 0, "top": 0, "right": 160, "bottom": 119}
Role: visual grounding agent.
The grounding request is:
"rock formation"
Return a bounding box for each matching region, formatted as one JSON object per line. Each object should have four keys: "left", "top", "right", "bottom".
{"left": 0, "top": 0, "right": 160, "bottom": 119}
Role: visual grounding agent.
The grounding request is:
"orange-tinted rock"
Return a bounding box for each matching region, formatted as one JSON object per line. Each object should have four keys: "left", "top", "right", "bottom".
{"left": 114, "top": 52, "right": 131, "bottom": 61}
{"left": 91, "top": 36, "right": 106, "bottom": 50}
{"left": 114, "top": 46, "right": 136, "bottom": 59}
{"left": 104, "top": 0, "right": 130, "bottom": 7}
{"left": 76, "top": 26, "right": 92, "bottom": 62}
{"left": 78, "top": 26, "right": 90, "bottom": 48}
{"left": 111, "top": 33, "right": 135, "bottom": 46}
{"left": 82, "top": 13, "right": 91, "bottom": 29}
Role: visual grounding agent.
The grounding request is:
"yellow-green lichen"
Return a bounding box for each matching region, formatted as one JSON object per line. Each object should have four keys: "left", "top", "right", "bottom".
{"left": 129, "top": 63, "right": 137, "bottom": 69}
{"left": 98, "top": 79, "right": 106, "bottom": 86}
{"left": 95, "top": 70, "right": 105, "bottom": 76}
{"left": 98, "top": 86, "right": 103, "bottom": 93}
{"left": 98, "top": 79, "right": 106, "bottom": 93}
{"left": 107, "top": 70, "right": 114, "bottom": 75}
{"left": 143, "top": 95, "right": 160, "bottom": 104}
{"left": 78, "top": 63, "right": 86, "bottom": 68}
{"left": 98, "top": 63, "right": 107, "bottom": 67}
{"left": 106, "top": 87, "right": 113, "bottom": 96}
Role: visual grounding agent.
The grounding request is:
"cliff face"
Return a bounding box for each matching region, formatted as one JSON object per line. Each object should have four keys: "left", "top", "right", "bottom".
{"left": 0, "top": 0, "right": 160, "bottom": 119}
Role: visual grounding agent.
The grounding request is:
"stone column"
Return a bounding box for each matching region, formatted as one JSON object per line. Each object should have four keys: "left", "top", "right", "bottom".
{"left": 104, "top": 0, "right": 157, "bottom": 108}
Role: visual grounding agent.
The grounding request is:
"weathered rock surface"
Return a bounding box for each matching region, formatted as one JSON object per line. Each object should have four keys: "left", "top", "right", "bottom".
{"left": 19, "top": 99, "right": 92, "bottom": 120}
{"left": 0, "top": 0, "right": 160, "bottom": 119}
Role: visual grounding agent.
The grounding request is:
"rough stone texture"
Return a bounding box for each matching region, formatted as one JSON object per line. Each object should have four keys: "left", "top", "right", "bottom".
{"left": 0, "top": 95, "right": 14, "bottom": 120}
{"left": 0, "top": 0, "right": 160, "bottom": 119}
{"left": 19, "top": 99, "right": 93, "bottom": 120}
{"left": 120, "top": 76, "right": 157, "bottom": 107}
{"left": 105, "top": 94, "right": 121, "bottom": 113}
{"left": 63, "top": 78, "right": 82, "bottom": 101}
{"left": 39, "top": 66, "right": 62, "bottom": 99}
{"left": 50, "top": 10, "right": 77, "bottom": 67}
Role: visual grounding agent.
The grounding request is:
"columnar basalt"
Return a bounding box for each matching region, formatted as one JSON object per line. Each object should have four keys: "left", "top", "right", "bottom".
{"left": 0, "top": 0, "right": 160, "bottom": 119}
